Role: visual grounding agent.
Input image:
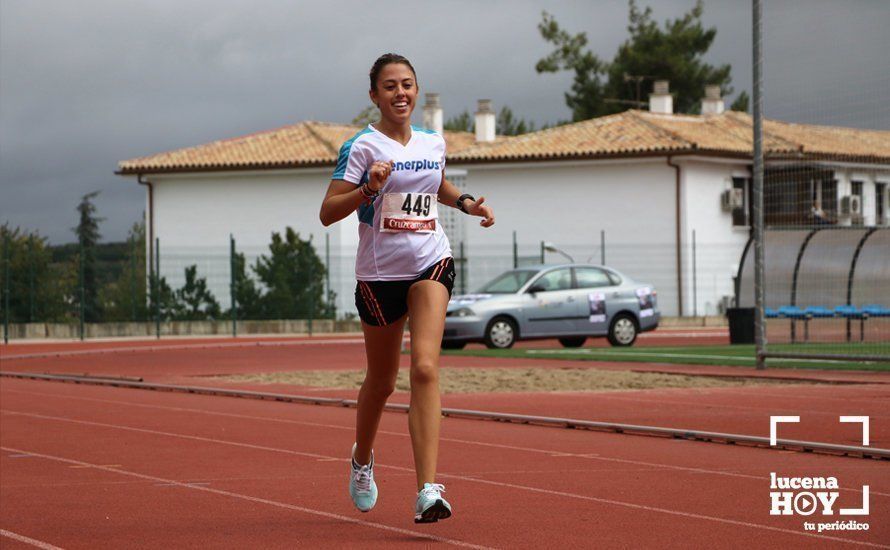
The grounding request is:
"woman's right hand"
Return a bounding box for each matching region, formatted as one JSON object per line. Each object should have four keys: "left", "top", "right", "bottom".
{"left": 367, "top": 160, "right": 394, "bottom": 192}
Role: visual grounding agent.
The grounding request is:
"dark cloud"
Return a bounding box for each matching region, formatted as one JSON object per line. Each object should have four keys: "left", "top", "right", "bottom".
{"left": 2, "top": 0, "right": 887, "bottom": 243}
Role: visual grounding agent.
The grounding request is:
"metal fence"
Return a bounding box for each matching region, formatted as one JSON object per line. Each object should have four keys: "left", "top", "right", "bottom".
{"left": 2, "top": 228, "right": 751, "bottom": 341}
{"left": 752, "top": 0, "right": 890, "bottom": 365}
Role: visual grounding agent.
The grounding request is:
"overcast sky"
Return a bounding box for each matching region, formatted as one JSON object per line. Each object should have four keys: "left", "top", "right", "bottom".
{"left": 1, "top": 0, "right": 888, "bottom": 244}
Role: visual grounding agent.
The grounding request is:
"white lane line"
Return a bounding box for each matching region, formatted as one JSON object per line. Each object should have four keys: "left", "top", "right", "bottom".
{"left": 715, "top": 387, "right": 890, "bottom": 405}
{"left": 525, "top": 349, "right": 885, "bottom": 365}
{"left": 1, "top": 410, "right": 336, "bottom": 462}
{"left": 3, "top": 412, "right": 886, "bottom": 547}
{"left": 0, "top": 445, "right": 492, "bottom": 550}
{"left": 571, "top": 391, "right": 890, "bottom": 420}
{"left": 639, "top": 332, "right": 728, "bottom": 338}
{"left": 4, "top": 388, "right": 885, "bottom": 497}
{"left": 452, "top": 474, "right": 889, "bottom": 549}
{"left": 0, "top": 337, "right": 367, "bottom": 360}
{"left": 0, "top": 330, "right": 727, "bottom": 360}
{"left": 0, "top": 529, "right": 64, "bottom": 550}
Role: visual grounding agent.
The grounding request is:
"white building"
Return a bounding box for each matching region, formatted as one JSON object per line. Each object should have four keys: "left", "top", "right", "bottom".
{"left": 117, "top": 84, "right": 890, "bottom": 317}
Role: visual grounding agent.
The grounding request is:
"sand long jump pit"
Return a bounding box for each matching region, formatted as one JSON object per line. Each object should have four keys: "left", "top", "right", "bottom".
{"left": 213, "top": 367, "right": 813, "bottom": 394}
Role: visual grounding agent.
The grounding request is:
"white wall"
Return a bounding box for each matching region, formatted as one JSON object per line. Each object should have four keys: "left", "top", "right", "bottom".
{"left": 678, "top": 159, "right": 752, "bottom": 315}
{"left": 831, "top": 169, "right": 890, "bottom": 227}
{"left": 140, "top": 157, "right": 782, "bottom": 319}
{"left": 147, "top": 168, "right": 355, "bottom": 315}
{"left": 453, "top": 158, "right": 685, "bottom": 315}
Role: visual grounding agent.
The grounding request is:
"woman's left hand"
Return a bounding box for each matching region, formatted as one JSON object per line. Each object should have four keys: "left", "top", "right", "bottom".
{"left": 467, "top": 196, "right": 495, "bottom": 227}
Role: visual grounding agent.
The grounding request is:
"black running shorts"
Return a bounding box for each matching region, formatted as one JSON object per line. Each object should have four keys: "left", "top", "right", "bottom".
{"left": 355, "top": 257, "right": 455, "bottom": 326}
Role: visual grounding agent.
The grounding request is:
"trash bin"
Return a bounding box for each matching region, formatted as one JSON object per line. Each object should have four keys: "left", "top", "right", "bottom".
{"left": 726, "top": 307, "right": 755, "bottom": 344}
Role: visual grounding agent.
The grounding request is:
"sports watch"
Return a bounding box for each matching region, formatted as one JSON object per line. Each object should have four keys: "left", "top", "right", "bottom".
{"left": 456, "top": 194, "right": 475, "bottom": 214}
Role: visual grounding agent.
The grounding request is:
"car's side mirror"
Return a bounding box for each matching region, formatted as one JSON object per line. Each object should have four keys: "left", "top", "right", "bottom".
{"left": 527, "top": 284, "right": 546, "bottom": 294}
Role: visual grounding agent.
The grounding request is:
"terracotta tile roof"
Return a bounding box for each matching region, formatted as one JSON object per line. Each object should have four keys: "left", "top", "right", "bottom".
{"left": 118, "top": 111, "right": 890, "bottom": 175}
{"left": 116, "top": 121, "right": 477, "bottom": 174}
{"left": 449, "top": 110, "right": 890, "bottom": 164}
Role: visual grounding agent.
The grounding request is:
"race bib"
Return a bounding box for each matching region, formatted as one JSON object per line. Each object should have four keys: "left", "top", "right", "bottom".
{"left": 379, "top": 192, "right": 438, "bottom": 233}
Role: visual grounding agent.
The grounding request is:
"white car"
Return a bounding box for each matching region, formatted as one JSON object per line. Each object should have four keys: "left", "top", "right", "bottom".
{"left": 443, "top": 264, "right": 660, "bottom": 349}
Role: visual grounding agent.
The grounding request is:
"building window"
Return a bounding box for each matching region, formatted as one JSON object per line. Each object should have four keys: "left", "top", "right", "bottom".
{"left": 731, "top": 177, "right": 750, "bottom": 227}
{"left": 821, "top": 179, "right": 838, "bottom": 219}
{"left": 764, "top": 167, "right": 834, "bottom": 226}
{"left": 877, "top": 183, "right": 887, "bottom": 225}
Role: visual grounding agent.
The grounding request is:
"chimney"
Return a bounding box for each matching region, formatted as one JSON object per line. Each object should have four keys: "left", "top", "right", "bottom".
{"left": 648, "top": 80, "right": 673, "bottom": 115}
{"left": 422, "top": 93, "right": 443, "bottom": 135}
{"left": 701, "top": 85, "right": 725, "bottom": 115}
{"left": 474, "top": 99, "right": 496, "bottom": 142}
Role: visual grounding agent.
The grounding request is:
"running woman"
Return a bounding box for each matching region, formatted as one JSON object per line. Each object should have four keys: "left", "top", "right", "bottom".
{"left": 319, "top": 53, "right": 495, "bottom": 523}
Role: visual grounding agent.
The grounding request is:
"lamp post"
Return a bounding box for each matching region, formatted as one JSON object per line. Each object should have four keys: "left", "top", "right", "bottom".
{"left": 543, "top": 242, "right": 574, "bottom": 263}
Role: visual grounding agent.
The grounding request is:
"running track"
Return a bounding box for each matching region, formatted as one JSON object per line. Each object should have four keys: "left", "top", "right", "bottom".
{"left": 1, "top": 334, "right": 888, "bottom": 548}
{"left": 1, "top": 378, "right": 887, "bottom": 548}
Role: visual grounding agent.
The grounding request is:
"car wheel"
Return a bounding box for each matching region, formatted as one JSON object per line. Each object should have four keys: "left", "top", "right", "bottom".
{"left": 484, "top": 316, "right": 518, "bottom": 349}
{"left": 441, "top": 340, "right": 466, "bottom": 350}
{"left": 558, "top": 337, "right": 587, "bottom": 348}
{"left": 607, "top": 313, "right": 638, "bottom": 347}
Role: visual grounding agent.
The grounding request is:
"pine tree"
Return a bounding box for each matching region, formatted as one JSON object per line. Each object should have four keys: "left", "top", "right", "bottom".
{"left": 253, "top": 227, "right": 333, "bottom": 320}
{"left": 444, "top": 110, "right": 474, "bottom": 133}
{"left": 227, "top": 251, "right": 263, "bottom": 320}
{"left": 537, "top": 1, "right": 736, "bottom": 120}
{"left": 100, "top": 221, "right": 147, "bottom": 322}
{"left": 497, "top": 106, "right": 536, "bottom": 136}
{"left": 174, "top": 265, "right": 221, "bottom": 320}
{"left": 72, "top": 191, "right": 104, "bottom": 322}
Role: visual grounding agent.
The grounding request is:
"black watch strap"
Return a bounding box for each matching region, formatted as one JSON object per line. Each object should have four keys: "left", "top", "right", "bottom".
{"left": 456, "top": 194, "right": 475, "bottom": 213}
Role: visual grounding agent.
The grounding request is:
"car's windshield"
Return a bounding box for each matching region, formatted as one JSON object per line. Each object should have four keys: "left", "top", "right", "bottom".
{"left": 477, "top": 270, "right": 538, "bottom": 294}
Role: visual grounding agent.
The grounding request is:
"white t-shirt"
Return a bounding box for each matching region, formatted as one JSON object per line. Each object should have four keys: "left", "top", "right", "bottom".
{"left": 332, "top": 124, "right": 452, "bottom": 281}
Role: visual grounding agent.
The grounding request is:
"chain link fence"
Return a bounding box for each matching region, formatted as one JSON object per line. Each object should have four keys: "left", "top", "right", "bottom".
{"left": 3, "top": 224, "right": 755, "bottom": 341}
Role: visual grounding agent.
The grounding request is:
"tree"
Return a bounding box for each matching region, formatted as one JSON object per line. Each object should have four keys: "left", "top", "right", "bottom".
{"left": 730, "top": 91, "right": 750, "bottom": 113}
{"left": 100, "top": 221, "right": 148, "bottom": 322}
{"left": 0, "top": 224, "right": 71, "bottom": 323}
{"left": 148, "top": 272, "right": 177, "bottom": 321}
{"left": 537, "top": 1, "right": 736, "bottom": 120}
{"left": 445, "top": 106, "right": 536, "bottom": 135}
{"left": 497, "top": 106, "right": 536, "bottom": 136}
{"left": 352, "top": 105, "right": 379, "bottom": 126}
{"left": 444, "top": 110, "right": 474, "bottom": 133}
{"left": 536, "top": 11, "right": 609, "bottom": 121}
{"left": 227, "top": 251, "right": 263, "bottom": 320}
{"left": 174, "top": 265, "right": 221, "bottom": 320}
{"left": 72, "top": 191, "right": 104, "bottom": 322}
{"left": 253, "top": 227, "right": 333, "bottom": 320}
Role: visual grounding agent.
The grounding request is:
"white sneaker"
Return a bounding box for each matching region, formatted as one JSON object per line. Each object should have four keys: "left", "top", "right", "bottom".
{"left": 348, "top": 443, "right": 377, "bottom": 512}
{"left": 414, "top": 482, "right": 452, "bottom": 523}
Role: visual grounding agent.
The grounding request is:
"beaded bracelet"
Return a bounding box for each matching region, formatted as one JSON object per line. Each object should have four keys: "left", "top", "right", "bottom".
{"left": 359, "top": 183, "right": 378, "bottom": 202}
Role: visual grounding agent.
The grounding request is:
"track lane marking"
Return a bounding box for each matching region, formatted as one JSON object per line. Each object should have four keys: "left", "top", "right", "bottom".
{"left": 0, "top": 329, "right": 726, "bottom": 361}
{"left": 0, "top": 529, "right": 64, "bottom": 550}
{"left": 0, "top": 445, "right": 492, "bottom": 550}
{"left": 572, "top": 391, "right": 890, "bottom": 420}
{"left": 452, "top": 474, "right": 889, "bottom": 549}
{"left": 4, "top": 388, "right": 885, "bottom": 497}
{"left": 0, "top": 337, "right": 367, "bottom": 361}
{"left": 3, "top": 411, "right": 887, "bottom": 547}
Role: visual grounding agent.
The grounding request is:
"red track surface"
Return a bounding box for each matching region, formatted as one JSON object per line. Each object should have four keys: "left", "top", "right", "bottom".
{"left": 0, "top": 327, "right": 729, "bottom": 356}
{"left": 1, "top": 335, "right": 888, "bottom": 548}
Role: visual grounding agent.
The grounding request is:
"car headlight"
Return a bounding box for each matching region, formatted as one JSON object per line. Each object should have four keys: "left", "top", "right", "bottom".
{"left": 452, "top": 307, "right": 475, "bottom": 317}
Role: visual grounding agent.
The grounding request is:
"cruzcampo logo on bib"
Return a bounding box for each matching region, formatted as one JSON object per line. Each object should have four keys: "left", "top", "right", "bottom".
{"left": 380, "top": 192, "right": 438, "bottom": 233}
